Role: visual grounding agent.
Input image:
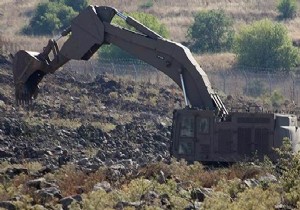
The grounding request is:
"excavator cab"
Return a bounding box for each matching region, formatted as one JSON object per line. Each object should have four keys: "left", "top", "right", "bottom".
{"left": 171, "top": 109, "right": 214, "bottom": 162}
{"left": 171, "top": 108, "right": 300, "bottom": 163}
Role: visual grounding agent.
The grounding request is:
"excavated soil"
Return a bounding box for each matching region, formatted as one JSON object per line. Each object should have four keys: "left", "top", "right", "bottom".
{"left": 0, "top": 58, "right": 186, "bottom": 168}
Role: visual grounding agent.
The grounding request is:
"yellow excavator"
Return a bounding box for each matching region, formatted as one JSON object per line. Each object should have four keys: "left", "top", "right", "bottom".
{"left": 12, "top": 6, "right": 300, "bottom": 163}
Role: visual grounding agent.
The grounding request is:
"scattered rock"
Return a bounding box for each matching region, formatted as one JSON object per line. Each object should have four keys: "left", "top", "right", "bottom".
{"left": 96, "top": 150, "right": 106, "bottom": 161}
{"left": 27, "top": 178, "right": 53, "bottom": 189}
{"left": 141, "top": 191, "right": 159, "bottom": 204}
{"left": 184, "top": 201, "right": 202, "bottom": 210}
{"left": 0, "top": 54, "right": 10, "bottom": 65}
{"left": 160, "top": 193, "right": 172, "bottom": 208}
{"left": 59, "top": 195, "right": 82, "bottom": 210}
{"left": 274, "top": 203, "right": 293, "bottom": 210}
{"left": 37, "top": 164, "right": 58, "bottom": 175}
{"left": 114, "top": 201, "right": 145, "bottom": 210}
{"left": 5, "top": 167, "right": 28, "bottom": 179}
{"left": 243, "top": 179, "right": 260, "bottom": 188}
{"left": 0, "top": 201, "right": 17, "bottom": 210}
{"left": 93, "top": 181, "right": 112, "bottom": 192}
{"left": 0, "top": 148, "right": 13, "bottom": 158}
{"left": 259, "top": 173, "right": 277, "bottom": 183}
{"left": 191, "top": 188, "right": 205, "bottom": 202}
{"left": 157, "top": 170, "right": 166, "bottom": 184}
{"left": 77, "top": 157, "right": 90, "bottom": 166}
{"left": 58, "top": 150, "right": 70, "bottom": 166}
{"left": 36, "top": 187, "right": 62, "bottom": 203}
{"left": 0, "top": 100, "right": 5, "bottom": 109}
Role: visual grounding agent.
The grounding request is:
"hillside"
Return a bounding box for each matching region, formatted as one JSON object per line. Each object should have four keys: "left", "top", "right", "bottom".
{"left": 1, "top": 0, "right": 300, "bottom": 70}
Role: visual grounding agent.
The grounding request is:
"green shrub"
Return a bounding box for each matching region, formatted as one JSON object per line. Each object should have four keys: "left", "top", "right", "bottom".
{"left": 98, "top": 12, "right": 169, "bottom": 63}
{"left": 234, "top": 19, "right": 300, "bottom": 70}
{"left": 140, "top": 0, "right": 154, "bottom": 9}
{"left": 244, "top": 80, "right": 266, "bottom": 97}
{"left": 203, "top": 179, "right": 280, "bottom": 210}
{"left": 187, "top": 9, "right": 234, "bottom": 53}
{"left": 52, "top": 0, "right": 89, "bottom": 12}
{"left": 23, "top": 0, "right": 88, "bottom": 35}
{"left": 270, "top": 90, "right": 284, "bottom": 108}
{"left": 277, "top": 0, "right": 297, "bottom": 19}
{"left": 274, "top": 138, "right": 300, "bottom": 207}
{"left": 62, "top": 0, "right": 89, "bottom": 12}
{"left": 23, "top": 2, "right": 78, "bottom": 35}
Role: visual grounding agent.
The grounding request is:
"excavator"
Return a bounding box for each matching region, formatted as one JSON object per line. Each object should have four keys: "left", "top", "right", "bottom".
{"left": 12, "top": 5, "right": 300, "bottom": 163}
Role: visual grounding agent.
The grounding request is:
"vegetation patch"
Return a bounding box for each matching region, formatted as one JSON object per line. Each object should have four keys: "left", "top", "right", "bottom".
{"left": 22, "top": 0, "right": 89, "bottom": 35}
{"left": 187, "top": 9, "right": 234, "bottom": 53}
{"left": 234, "top": 19, "right": 300, "bottom": 70}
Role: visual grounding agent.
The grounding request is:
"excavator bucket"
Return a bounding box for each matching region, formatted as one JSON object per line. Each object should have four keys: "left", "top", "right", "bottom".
{"left": 12, "top": 50, "right": 46, "bottom": 104}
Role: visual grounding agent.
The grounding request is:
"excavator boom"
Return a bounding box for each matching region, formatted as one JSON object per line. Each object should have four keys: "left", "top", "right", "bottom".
{"left": 12, "top": 5, "right": 227, "bottom": 117}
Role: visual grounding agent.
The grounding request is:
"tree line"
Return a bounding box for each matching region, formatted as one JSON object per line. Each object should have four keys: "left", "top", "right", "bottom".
{"left": 23, "top": 0, "right": 299, "bottom": 71}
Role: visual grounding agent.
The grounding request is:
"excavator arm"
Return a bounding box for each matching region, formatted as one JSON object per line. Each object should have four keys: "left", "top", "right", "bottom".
{"left": 12, "top": 5, "right": 227, "bottom": 117}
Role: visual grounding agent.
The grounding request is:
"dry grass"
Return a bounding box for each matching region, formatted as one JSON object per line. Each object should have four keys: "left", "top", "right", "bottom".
{"left": 55, "top": 165, "right": 87, "bottom": 196}
{"left": 90, "top": 122, "right": 116, "bottom": 132}
{"left": 1, "top": 0, "right": 300, "bottom": 70}
{"left": 137, "top": 160, "right": 266, "bottom": 189}
{"left": 0, "top": 0, "right": 40, "bottom": 35}
{"left": 23, "top": 117, "right": 82, "bottom": 129}
{"left": 90, "top": 0, "right": 279, "bottom": 42}
{"left": 54, "top": 165, "right": 107, "bottom": 196}
{"left": 195, "top": 53, "right": 236, "bottom": 71}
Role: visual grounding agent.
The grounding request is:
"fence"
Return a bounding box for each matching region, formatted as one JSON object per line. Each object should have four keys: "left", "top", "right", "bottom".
{"left": 63, "top": 59, "right": 300, "bottom": 105}
{"left": 2, "top": 37, "right": 300, "bottom": 104}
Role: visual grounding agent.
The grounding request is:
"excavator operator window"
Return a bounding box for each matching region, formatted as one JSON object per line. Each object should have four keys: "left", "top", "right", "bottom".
{"left": 180, "top": 116, "right": 195, "bottom": 138}
{"left": 178, "top": 142, "right": 192, "bottom": 155}
{"left": 177, "top": 116, "right": 194, "bottom": 155}
{"left": 197, "top": 117, "right": 209, "bottom": 134}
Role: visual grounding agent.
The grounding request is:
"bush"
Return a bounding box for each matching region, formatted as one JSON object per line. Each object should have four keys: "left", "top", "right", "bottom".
{"left": 244, "top": 80, "right": 266, "bottom": 97}
{"left": 62, "top": 0, "right": 89, "bottom": 12}
{"left": 23, "top": 0, "right": 88, "bottom": 35}
{"left": 98, "top": 12, "right": 169, "bottom": 63}
{"left": 277, "top": 0, "right": 297, "bottom": 19}
{"left": 270, "top": 90, "right": 284, "bottom": 108}
{"left": 140, "top": 0, "right": 154, "bottom": 9}
{"left": 273, "top": 138, "right": 300, "bottom": 207}
{"left": 187, "top": 9, "right": 234, "bottom": 53}
{"left": 23, "top": 2, "right": 78, "bottom": 35}
{"left": 234, "top": 19, "right": 300, "bottom": 70}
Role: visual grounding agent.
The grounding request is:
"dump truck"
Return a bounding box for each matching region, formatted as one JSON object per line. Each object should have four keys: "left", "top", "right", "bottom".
{"left": 12, "top": 5, "right": 300, "bottom": 163}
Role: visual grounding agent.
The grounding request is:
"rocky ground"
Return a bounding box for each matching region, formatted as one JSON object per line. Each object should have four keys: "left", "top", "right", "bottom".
{"left": 0, "top": 55, "right": 188, "bottom": 209}
{"left": 0, "top": 53, "right": 186, "bottom": 166}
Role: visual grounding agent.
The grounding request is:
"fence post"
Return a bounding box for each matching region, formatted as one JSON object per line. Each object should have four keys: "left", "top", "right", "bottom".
{"left": 221, "top": 71, "right": 226, "bottom": 93}
{"left": 268, "top": 72, "right": 272, "bottom": 95}
{"left": 243, "top": 69, "right": 248, "bottom": 95}
{"left": 291, "top": 72, "right": 295, "bottom": 102}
